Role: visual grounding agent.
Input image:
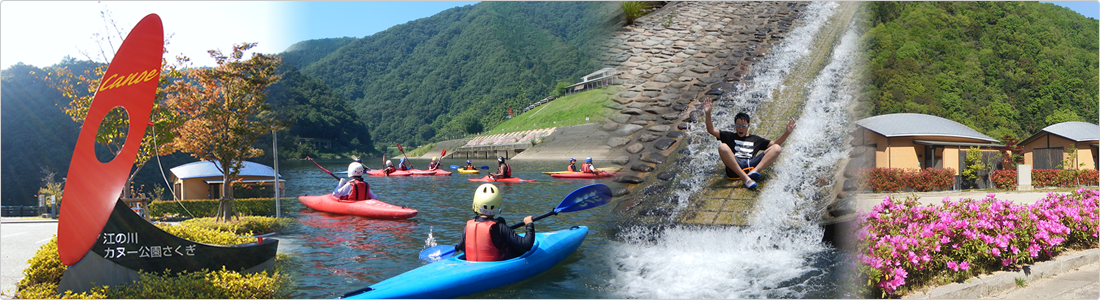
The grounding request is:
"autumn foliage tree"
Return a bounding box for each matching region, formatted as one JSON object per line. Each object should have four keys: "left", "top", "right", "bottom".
{"left": 41, "top": 12, "right": 185, "bottom": 201}
{"left": 164, "top": 43, "right": 282, "bottom": 221}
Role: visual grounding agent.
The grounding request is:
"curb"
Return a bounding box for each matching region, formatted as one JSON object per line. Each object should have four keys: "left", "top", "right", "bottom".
{"left": 903, "top": 248, "right": 1099, "bottom": 299}
{"left": 0, "top": 219, "right": 58, "bottom": 224}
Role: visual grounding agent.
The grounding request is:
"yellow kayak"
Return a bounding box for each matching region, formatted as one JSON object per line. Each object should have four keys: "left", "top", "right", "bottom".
{"left": 457, "top": 169, "right": 480, "bottom": 174}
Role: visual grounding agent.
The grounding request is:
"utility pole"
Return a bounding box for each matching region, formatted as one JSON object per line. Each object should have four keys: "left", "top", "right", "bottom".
{"left": 273, "top": 129, "right": 280, "bottom": 218}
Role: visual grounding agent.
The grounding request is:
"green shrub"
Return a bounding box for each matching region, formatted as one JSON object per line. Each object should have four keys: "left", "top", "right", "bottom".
{"left": 156, "top": 223, "right": 256, "bottom": 245}
{"left": 620, "top": 1, "right": 651, "bottom": 25}
{"left": 147, "top": 198, "right": 294, "bottom": 219}
{"left": 17, "top": 238, "right": 291, "bottom": 298}
{"left": 180, "top": 216, "right": 296, "bottom": 235}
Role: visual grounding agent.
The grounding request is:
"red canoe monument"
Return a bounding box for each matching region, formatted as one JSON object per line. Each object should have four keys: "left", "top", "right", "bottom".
{"left": 56, "top": 14, "right": 278, "bottom": 293}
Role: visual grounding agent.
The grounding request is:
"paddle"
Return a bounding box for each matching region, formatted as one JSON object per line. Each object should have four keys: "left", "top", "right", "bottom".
{"left": 418, "top": 183, "right": 613, "bottom": 262}
{"left": 450, "top": 165, "right": 460, "bottom": 169}
{"left": 307, "top": 156, "right": 340, "bottom": 180}
{"left": 480, "top": 166, "right": 490, "bottom": 170}
{"left": 396, "top": 143, "right": 411, "bottom": 165}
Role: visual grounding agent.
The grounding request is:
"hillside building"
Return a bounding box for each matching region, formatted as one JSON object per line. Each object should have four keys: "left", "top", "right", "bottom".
{"left": 1019, "top": 121, "right": 1099, "bottom": 170}
{"left": 169, "top": 161, "right": 284, "bottom": 200}
{"left": 852, "top": 113, "right": 1004, "bottom": 185}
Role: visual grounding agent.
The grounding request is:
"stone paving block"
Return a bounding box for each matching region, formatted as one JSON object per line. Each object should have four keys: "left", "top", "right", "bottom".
{"left": 684, "top": 211, "right": 718, "bottom": 224}
{"left": 714, "top": 212, "right": 749, "bottom": 225}
{"left": 700, "top": 198, "right": 726, "bottom": 211}
{"left": 722, "top": 199, "right": 755, "bottom": 212}
{"left": 701, "top": 187, "right": 733, "bottom": 198}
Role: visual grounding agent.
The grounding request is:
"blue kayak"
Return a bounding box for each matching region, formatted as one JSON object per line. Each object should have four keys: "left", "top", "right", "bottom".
{"left": 342, "top": 226, "right": 589, "bottom": 299}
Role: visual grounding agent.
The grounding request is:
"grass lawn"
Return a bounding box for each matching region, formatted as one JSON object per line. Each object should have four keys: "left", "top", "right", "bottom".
{"left": 489, "top": 86, "right": 616, "bottom": 133}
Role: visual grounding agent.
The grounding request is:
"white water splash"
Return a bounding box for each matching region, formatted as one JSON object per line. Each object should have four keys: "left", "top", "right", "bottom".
{"left": 608, "top": 2, "right": 863, "bottom": 298}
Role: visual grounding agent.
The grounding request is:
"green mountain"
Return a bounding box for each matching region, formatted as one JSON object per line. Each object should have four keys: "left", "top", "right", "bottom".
{"left": 291, "top": 1, "right": 619, "bottom": 146}
{"left": 281, "top": 37, "right": 357, "bottom": 69}
{"left": 1, "top": 63, "right": 80, "bottom": 206}
{"left": 862, "top": 1, "right": 1099, "bottom": 139}
{"left": 264, "top": 65, "right": 378, "bottom": 158}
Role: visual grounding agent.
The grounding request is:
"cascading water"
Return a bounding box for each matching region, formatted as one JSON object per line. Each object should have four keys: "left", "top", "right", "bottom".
{"left": 607, "top": 2, "right": 863, "bottom": 298}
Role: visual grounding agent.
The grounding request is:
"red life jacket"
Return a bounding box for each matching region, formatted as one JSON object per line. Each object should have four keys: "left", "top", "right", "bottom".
{"left": 465, "top": 165, "right": 476, "bottom": 170}
{"left": 464, "top": 219, "right": 505, "bottom": 261}
{"left": 341, "top": 180, "right": 369, "bottom": 201}
{"left": 567, "top": 164, "right": 578, "bottom": 172}
{"left": 501, "top": 164, "right": 512, "bottom": 177}
{"left": 581, "top": 163, "right": 594, "bottom": 173}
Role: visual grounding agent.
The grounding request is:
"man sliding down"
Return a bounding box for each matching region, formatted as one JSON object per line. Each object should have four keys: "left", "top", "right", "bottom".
{"left": 703, "top": 97, "right": 796, "bottom": 189}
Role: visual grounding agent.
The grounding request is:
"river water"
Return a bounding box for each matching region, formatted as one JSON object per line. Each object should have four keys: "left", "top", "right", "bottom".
{"left": 277, "top": 158, "right": 628, "bottom": 299}
{"left": 278, "top": 2, "right": 862, "bottom": 298}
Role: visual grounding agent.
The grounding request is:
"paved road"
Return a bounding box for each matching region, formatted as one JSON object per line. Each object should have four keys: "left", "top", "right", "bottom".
{"left": 853, "top": 189, "right": 1068, "bottom": 213}
{"left": 0, "top": 219, "right": 58, "bottom": 299}
{"left": 992, "top": 261, "right": 1099, "bottom": 299}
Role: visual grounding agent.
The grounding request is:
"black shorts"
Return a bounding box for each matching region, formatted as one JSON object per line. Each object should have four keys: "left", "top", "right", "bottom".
{"left": 724, "top": 153, "right": 764, "bottom": 178}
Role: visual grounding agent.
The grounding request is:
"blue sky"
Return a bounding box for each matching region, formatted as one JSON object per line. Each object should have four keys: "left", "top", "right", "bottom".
{"left": 1044, "top": 1, "right": 1099, "bottom": 19}
{"left": 1, "top": 1, "right": 477, "bottom": 69}
{"left": 0, "top": 1, "right": 1095, "bottom": 69}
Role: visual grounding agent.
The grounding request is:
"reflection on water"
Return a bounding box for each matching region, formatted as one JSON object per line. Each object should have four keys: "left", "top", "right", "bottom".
{"left": 276, "top": 159, "right": 625, "bottom": 299}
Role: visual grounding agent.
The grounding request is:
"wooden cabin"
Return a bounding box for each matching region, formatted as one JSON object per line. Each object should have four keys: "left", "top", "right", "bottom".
{"left": 852, "top": 113, "right": 1003, "bottom": 187}
{"left": 169, "top": 161, "right": 284, "bottom": 200}
{"left": 1020, "top": 121, "right": 1099, "bottom": 170}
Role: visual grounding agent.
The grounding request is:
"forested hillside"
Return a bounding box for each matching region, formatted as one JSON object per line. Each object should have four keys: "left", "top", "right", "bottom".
{"left": 264, "top": 65, "right": 378, "bottom": 158}
{"left": 1, "top": 63, "right": 80, "bottom": 206}
{"left": 863, "top": 1, "right": 1098, "bottom": 139}
{"left": 294, "top": 1, "right": 619, "bottom": 146}
{"left": 281, "top": 37, "right": 357, "bottom": 69}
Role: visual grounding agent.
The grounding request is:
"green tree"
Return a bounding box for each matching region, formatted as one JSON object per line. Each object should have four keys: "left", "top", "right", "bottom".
{"left": 165, "top": 43, "right": 282, "bottom": 221}
{"left": 962, "top": 146, "right": 986, "bottom": 183}
{"left": 41, "top": 12, "right": 186, "bottom": 200}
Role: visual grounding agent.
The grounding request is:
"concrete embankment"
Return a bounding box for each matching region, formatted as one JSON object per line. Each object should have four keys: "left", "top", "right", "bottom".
{"left": 420, "top": 123, "right": 616, "bottom": 161}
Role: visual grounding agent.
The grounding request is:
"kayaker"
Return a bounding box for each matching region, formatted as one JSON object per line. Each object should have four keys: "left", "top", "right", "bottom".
{"left": 384, "top": 160, "right": 397, "bottom": 175}
{"left": 455, "top": 184, "right": 534, "bottom": 261}
{"left": 703, "top": 97, "right": 795, "bottom": 189}
{"left": 352, "top": 157, "right": 370, "bottom": 171}
{"left": 333, "top": 163, "right": 376, "bottom": 200}
{"left": 464, "top": 160, "right": 477, "bottom": 170}
{"left": 398, "top": 158, "right": 411, "bottom": 171}
{"left": 488, "top": 156, "right": 512, "bottom": 179}
{"left": 427, "top": 157, "right": 441, "bottom": 171}
{"left": 566, "top": 158, "right": 578, "bottom": 172}
{"left": 581, "top": 157, "right": 597, "bottom": 173}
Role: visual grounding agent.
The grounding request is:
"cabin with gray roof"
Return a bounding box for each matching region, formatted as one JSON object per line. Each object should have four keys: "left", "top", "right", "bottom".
{"left": 852, "top": 113, "right": 1004, "bottom": 187}
{"left": 169, "top": 161, "right": 284, "bottom": 200}
{"left": 1019, "top": 121, "right": 1099, "bottom": 170}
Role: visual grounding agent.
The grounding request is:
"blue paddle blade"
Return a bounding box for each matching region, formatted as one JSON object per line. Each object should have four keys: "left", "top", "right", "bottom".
{"left": 334, "top": 171, "right": 348, "bottom": 175}
{"left": 450, "top": 165, "right": 460, "bottom": 169}
{"left": 554, "top": 184, "right": 613, "bottom": 213}
{"left": 418, "top": 245, "right": 456, "bottom": 262}
{"left": 480, "top": 166, "right": 491, "bottom": 170}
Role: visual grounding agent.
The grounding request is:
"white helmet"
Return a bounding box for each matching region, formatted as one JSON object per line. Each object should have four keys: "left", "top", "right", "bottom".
{"left": 472, "top": 184, "right": 502, "bottom": 216}
{"left": 348, "top": 163, "right": 365, "bottom": 177}
{"left": 386, "top": 160, "right": 394, "bottom": 167}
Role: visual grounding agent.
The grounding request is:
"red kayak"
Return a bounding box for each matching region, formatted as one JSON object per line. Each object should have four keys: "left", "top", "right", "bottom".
{"left": 366, "top": 170, "right": 412, "bottom": 176}
{"left": 549, "top": 171, "right": 616, "bottom": 179}
{"left": 298, "top": 194, "right": 418, "bottom": 219}
{"left": 409, "top": 169, "right": 452, "bottom": 176}
{"left": 467, "top": 175, "right": 537, "bottom": 183}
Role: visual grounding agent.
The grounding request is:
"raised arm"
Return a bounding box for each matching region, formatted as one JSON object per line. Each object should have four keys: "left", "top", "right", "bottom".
{"left": 770, "top": 119, "right": 797, "bottom": 147}
{"left": 703, "top": 97, "right": 721, "bottom": 139}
